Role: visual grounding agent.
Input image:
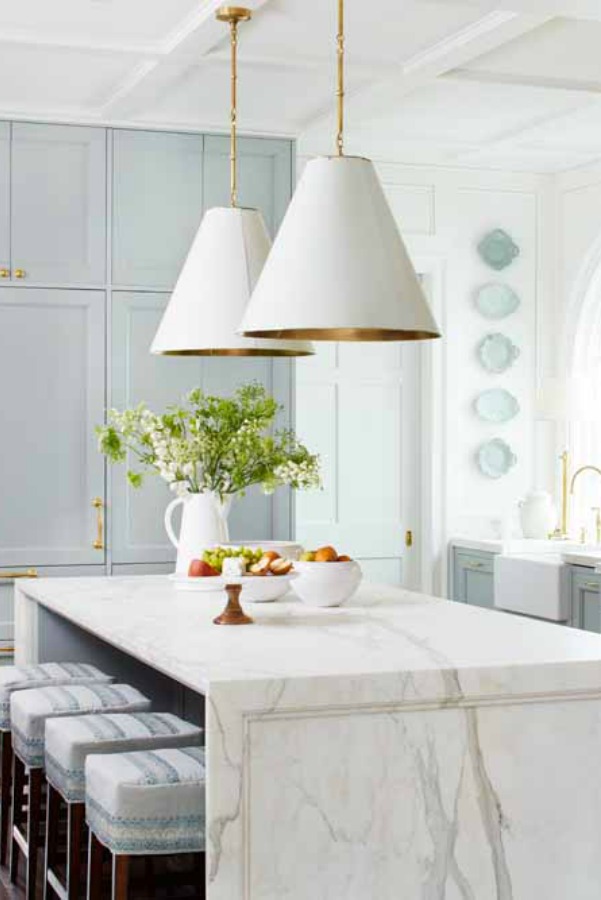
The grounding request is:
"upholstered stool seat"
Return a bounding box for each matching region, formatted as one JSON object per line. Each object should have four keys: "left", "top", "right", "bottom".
{"left": 10, "top": 684, "right": 150, "bottom": 900}
{"left": 46, "top": 712, "right": 203, "bottom": 804}
{"left": 86, "top": 746, "right": 206, "bottom": 899}
{"left": 11, "top": 683, "right": 150, "bottom": 770}
{"left": 44, "top": 713, "right": 202, "bottom": 900}
{"left": 0, "top": 663, "right": 112, "bottom": 867}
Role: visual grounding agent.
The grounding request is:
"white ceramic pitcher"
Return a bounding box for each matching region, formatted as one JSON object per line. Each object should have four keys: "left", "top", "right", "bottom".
{"left": 518, "top": 491, "right": 557, "bottom": 539}
{"left": 165, "top": 492, "right": 231, "bottom": 574}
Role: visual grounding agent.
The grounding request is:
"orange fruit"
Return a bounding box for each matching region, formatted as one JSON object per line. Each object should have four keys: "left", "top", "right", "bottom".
{"left": 261, "top": 550, "right": 280, "bottom": 562}
{"left": 337, "top": 555, "right": 352, "bottom": 562}
{"left": 315, "top": 546, "right": 338, "bottom": 562}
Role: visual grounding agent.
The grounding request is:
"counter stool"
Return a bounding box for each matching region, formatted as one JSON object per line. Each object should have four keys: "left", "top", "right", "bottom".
{"left": 85, "top": 746, "right": 206, "bottom": 900}
{"left": 10, "top": 684, "right": 150, "bottom": 900}
{"left": 0, "top": 664, "right": 113, "bottom": 867}
{"left": 44, "top": 712, "right": 203, "bottom": 900}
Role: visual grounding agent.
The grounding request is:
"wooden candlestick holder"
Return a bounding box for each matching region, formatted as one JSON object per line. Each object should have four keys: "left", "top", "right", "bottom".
{"left": 213, "top": 584, "right": 254, "bottom": 626}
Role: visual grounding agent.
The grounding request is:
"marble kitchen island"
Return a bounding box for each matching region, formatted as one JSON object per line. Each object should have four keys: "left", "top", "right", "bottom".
{"left": 13, "top": 576, "right": 601, "bottom": 900}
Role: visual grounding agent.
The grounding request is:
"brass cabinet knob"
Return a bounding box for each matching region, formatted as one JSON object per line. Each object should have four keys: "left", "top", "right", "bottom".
{"left": 0, "top": 569, "right": 38, "bottom": 579}
{"left": 0, "top": 268, "right": 9, "bottom": 278}
{"left": 13, "top": 269, "right": 25, "bottom": 279}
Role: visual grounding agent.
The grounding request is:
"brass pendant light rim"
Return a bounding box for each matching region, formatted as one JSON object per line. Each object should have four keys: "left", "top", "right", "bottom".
{"left": 154, "top": 348, "right": 315, "bottom": 357}
{"left": 216, "top": 6, "right": 253, "bottom": 23}
{"left": 242, "top": 328, "right": 442, "bottom": 342}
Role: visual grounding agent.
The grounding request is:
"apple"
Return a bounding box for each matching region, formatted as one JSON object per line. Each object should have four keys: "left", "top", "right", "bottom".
{"left": 188, "top": 559, "right": 219, "bottom": 578}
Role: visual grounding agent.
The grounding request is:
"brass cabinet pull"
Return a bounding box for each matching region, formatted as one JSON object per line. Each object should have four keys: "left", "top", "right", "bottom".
{"left": 405, "top": 530, "right": 413, "bottom": 548}
{"left": 466, "top": 561, "right": 485, "bottom": 570}
{"left": 0, "top": 268, "right": 9, "bottom": 278}
{"left": 0, "top": 569, "right": 38, "bottom": 579}
{"left": 582, "top": 581, "right": 600, "bottom": 592}
{"left": 13, "top": 269, "right": 25, "bottom": 279}
{"left": 92, "top": 497, "right": 104, "bottom": 550}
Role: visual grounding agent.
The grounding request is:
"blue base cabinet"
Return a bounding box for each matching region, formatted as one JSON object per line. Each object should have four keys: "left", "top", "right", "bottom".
{"left": 570, "top": 568, "right": 601, "bottom": 632}
{"left": 451, "top": 549, "right": 495, "bottom": 608}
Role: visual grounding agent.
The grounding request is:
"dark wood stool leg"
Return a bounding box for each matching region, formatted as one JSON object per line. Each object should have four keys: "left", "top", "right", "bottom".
{"left": 10, "top": 753, "right": 25, "bottom": 884}
{"left": 0, "top": 730, "right": 12, "bottom": 867}
{"left": 111, "top": 854, "right": 129, "bottom": 900}
{"left": 196, "top": 852, "right": 206, "bottom": 899}
{"left": 67, "top": 802, "right": 85, "bottom": 900}
{"left": 44, "top": 782, "right": 61, "bottom": 900}
{"left": 87, "top": 832, "right": 104, "bottom": 900}
{"left": 26, "top": 767, "right": 43, "bottom": 900}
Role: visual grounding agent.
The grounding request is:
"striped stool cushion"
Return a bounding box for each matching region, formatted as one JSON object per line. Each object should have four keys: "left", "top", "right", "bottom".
{"left": 45, "top": 712, "right": 203, "bottom": 803}
{"left": 0, "top": 663, "right": 113, "bottom": 731}
{"left": 86, "top": 746, "right": 206, "bottom": 856}
{"left": 11, "top": 684, "right": 150, "bottom": 768}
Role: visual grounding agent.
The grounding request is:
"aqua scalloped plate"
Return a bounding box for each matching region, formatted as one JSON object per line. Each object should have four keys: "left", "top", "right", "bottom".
{"left": 478, "top": 229, "right": 520, "bottom": 271}
{"left": 474, "top": 283, "right": 520, "bottom": 319}
{"left": 474, "top": 389, "right": 520, "bottom": 423}
{"left": 476, "top": 439, "right": 517, "bottom": 479}
{"left": 477, "top": 333, "right": 520, "bottom": 374}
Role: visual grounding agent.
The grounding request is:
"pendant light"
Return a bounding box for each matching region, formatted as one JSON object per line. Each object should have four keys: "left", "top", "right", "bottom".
{"left": 240, "top": 0, "right": 440, "bottom": 342}
{"left": 151, "top": 6, "right": 313, "bottom": 357}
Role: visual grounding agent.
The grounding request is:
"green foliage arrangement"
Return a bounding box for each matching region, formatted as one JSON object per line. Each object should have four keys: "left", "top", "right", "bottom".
{"left": 97, "top": 383, "right": 321, "bottom": 500}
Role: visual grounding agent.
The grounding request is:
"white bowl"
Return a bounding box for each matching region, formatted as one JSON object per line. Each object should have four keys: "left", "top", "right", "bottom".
{"left": 220, "top": 541, "right": 303, "bottom": 561}
{"left": 169, "top": 573, "right": 296, "bottom": 603}
{"left": 291, "top": 561, "right": 362, "bottom": 607}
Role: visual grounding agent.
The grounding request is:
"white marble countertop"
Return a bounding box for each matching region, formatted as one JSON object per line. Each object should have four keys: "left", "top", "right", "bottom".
{"left": 562, "top": 550, "right": 601, "bottom": 567}
{"left": 15, "top": 576, "right": 601, "bottom": 703}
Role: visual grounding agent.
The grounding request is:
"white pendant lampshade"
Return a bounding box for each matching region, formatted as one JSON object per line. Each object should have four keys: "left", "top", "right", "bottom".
{"left": 241, "top": 155, "right": 440, "bottom": 341}
{"left": 151, "top": 5, "right": 313, "bottom": 358}
{"left": 151, "top": 206, "right": 312, "bottom": 356}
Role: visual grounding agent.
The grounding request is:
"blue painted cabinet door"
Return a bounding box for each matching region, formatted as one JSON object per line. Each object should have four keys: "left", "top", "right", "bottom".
{"left": 11, "top": 123, "right": 106, "bottom": 284}
{"left": 112, "top": 130, "right": 203, "bottom": 289}
{"left": 452, "top": 550, "right": 495, "bottom": 608}
{"left": 110, "top": 292, "right": 202, "bottom": 564}
{"left": 0, "top": 289, "right": 106, "bottom": 567}
{"left": 0, "top": 123, "right": 9, "bottom": 277}
{"left": 570, "top": 569, "right": 601, "bottom": 632}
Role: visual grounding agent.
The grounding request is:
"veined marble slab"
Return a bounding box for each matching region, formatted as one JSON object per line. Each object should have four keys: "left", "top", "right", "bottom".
{"left": 14, "top": 576, "right": 601, "bottom": 899}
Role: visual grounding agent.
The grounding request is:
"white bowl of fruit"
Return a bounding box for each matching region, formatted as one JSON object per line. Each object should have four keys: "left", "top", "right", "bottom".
{"left": 291, "top": 546, "right": 362, "bottom": 607}
{"left": 172, "top": 546, "right": 296, "bottom": 603}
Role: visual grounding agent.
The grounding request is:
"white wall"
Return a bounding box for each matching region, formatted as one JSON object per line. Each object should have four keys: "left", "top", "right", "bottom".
{"left": 296, "top": 148, "right": 554, "bottom": 581}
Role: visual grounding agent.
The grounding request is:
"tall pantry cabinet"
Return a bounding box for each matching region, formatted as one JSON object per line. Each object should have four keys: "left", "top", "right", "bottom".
{"left": 0, "top": 122, "right": 295, "bottom": 647}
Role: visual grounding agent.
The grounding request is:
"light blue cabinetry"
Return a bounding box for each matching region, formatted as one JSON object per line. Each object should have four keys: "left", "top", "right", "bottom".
{"left": 0, "top": 123, "right": 9, "bottom": 275}
{"left": 452, "top": 548, "right": 496, "bottom": 608}
{"left": 111, "top": 130, "right": 203, "bottom": 289}
{"left": 11, "top": 123, "right": 106, "bottom": 284}
{"left": 570, "top": 568, "right": 601, "bottom": 632}
{"left": 0, "top": 289, "right": 106, "bottom": 568}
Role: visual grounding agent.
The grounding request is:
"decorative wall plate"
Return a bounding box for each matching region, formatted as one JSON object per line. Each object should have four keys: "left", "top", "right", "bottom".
{"left": 477, "top": 333, "right": 520, "bottom": 373}
{"left": 477, "top": 229, "right": 520, "bottom": 270}
{"left": 474, "top": 283, "right": 520, "bottom": 319}
{"left": 476, "top": 439, "right": 517, "bottom": 479}
{"left": 474, "top": 389, "right": 520, "bottom": 423}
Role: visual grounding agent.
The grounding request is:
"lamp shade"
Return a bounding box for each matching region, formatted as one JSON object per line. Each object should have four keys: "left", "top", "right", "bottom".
{"left": 151, "top": 206, "right": 313, "bottom": 356}
{"left": 240, "top": 156, "right": 441, "bottom": 341}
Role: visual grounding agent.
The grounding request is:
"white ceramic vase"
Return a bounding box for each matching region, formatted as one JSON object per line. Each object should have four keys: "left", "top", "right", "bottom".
{"left": 519, "top": 491, "right": 557, "bottom": 539}
{"left": 165, "top": 491, "right": 231, "bottom": 574}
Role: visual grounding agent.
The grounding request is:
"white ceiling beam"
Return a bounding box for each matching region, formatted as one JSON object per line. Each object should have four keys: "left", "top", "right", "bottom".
{"left": 299, "top": 10, "right": 554, "bottom": 149}
{"left": 436, "top": 0, "right": 601, "bottom": 21}
{"left": 100, "top": 0, "right": 271, "bottom": 118}
{"left": 447, "top": 69, "right": 601, "bottom": 96}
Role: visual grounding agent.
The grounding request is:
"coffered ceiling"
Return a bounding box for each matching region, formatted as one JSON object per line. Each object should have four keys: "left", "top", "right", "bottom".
{"left": 2, "top": 0, "right": 601, "bottom": 173}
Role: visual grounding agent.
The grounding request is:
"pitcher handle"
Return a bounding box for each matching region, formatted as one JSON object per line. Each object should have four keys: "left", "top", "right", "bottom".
{"left": 164, "top": 497, "right": 184, "bottom": 549}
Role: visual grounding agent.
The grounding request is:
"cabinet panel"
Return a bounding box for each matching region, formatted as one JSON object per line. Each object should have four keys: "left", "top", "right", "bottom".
{"left": 11, "top": 123, "right": 106, "bottom": 284}
{"left": 0, "top": 289, "right": 106, "bottom": 566}
{"left": 110, "top": 292, "right": 202, "bottom": 564}
{"left": 0, "top": 123, "right": 9, "bottom": 275}
{"left": 571, "top": 569, "right": 601, "bottom": 632}
{"left": 112, "top": 130, "right": 203, "bottom": 288}
{"left": 203, "top": 135, "right": 292, "bottom": 236}
{"left": 452, "top": 550, "right": 495, "bottom": 608}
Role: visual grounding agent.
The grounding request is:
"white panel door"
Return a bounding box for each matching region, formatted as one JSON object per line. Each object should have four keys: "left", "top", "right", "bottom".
{"left": 0, "top": 289, "right": 106, "bottom": 566}
{"left": 11, "top": 123, "right": 106, "bottom": 284}
{"left": 295, "top": 343, "right": 422, "bottom": 586}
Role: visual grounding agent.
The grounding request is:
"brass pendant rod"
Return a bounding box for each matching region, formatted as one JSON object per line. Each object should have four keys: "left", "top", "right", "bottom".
{"left": 336, "top": 0, "right": 345, "bottom": 157}
{"left": 229, "top": 16, "right": 239, "bottom": 207}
